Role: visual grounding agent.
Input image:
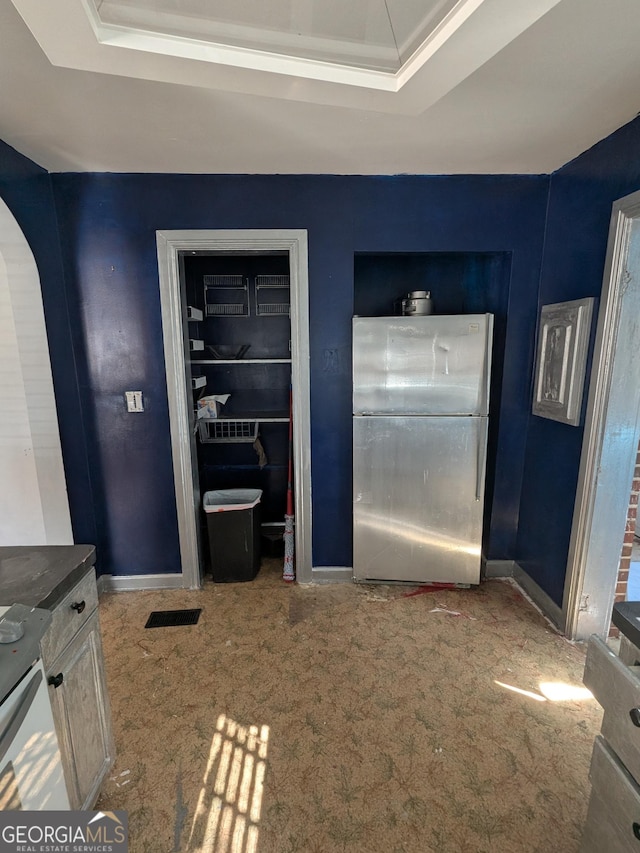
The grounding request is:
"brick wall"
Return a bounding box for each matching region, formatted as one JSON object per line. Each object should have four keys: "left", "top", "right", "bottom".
{"left": 609, "top": 439, "right": 640, "bottom": 638}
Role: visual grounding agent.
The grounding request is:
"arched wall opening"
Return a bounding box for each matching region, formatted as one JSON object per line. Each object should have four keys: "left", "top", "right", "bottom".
{"left": 0, "top": 194, "right": 72, "bottom": 545}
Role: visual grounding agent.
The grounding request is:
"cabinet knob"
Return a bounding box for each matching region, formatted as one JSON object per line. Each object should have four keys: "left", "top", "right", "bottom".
{"left": 48, "top": 673, "right": 64, "bottom": 689}
{"left": 71, "top": 600, "right": 86, "bottom": 614}
{"left": 630, "top": 708, "right": 640, "bottom": 728}
{"left": 633, "top": 822, "right": 640, "bottom": 840}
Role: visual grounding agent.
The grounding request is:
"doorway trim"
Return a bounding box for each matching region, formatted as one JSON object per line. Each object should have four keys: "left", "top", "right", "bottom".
{"left": 156, "top": 229, "right": 312, "bottom": 588}
{"left": 563, "top": 189, "right": 640, "bottom": 640}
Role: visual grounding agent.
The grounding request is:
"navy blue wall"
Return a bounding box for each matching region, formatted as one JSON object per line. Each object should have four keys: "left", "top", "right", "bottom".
{"left": 7, "top": 120, "right": 640, "bottom": 587}
{"left": 50, "top": 173, "right": 549, "bottom": 576}
{"left": 516, "top": 116, "right": 640, "bottom": 605}
{"left": 0, "top": 141, "right": 97, "bottom": 552}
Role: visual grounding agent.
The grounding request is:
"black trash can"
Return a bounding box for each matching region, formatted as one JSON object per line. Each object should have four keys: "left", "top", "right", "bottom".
{"left": 203, "top": 489, "right": 262, "bottom": 582}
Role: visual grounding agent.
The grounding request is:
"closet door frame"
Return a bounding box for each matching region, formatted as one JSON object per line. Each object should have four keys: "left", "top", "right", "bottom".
{"left": 156, "top": 229, "right": 311, "bottom": 587}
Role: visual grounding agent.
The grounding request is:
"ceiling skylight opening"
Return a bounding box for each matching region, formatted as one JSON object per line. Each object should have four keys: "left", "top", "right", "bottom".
{"left": 90, "top": 0, "right": 469, "bottom": 74}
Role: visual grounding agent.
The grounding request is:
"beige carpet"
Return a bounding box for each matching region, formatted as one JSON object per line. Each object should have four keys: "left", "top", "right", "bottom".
{"left": 97, "top": 561, "right": 602, "bottom": 853}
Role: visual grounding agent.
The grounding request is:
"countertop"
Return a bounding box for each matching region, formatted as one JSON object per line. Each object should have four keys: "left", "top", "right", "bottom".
{"left": 0, "top": 545, "right": 96, "bottom": 610}
{"left": 612, "top": 600, "right": 640, "bottom": 649}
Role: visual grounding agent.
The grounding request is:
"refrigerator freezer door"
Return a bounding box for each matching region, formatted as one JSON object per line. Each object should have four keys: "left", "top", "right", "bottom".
{"left": 353, "top": 415, "right": 487, "bottom": 584}
{"left": 353, "top": 314, "right": 492, "bottom": 416}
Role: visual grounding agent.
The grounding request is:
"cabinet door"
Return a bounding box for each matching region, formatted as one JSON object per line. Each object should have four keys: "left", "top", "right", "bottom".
{"left": 581, "top": 736, "right": 640, "bottom": 853}
{"left": 47, "top": 611, "right": 114, "bottom": 810}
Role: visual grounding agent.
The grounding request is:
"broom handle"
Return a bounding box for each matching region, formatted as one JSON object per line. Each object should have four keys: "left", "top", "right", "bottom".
{"left": 283, "top": 387, "right": 295, "bottom": 581}
{"left": 286, "top": 387, "right": 293, "bottom": 516}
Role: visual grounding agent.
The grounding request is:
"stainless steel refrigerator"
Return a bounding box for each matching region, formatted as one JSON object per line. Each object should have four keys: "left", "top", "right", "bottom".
{"left": 352, "top": 314, "right": 493, "bottom": 585}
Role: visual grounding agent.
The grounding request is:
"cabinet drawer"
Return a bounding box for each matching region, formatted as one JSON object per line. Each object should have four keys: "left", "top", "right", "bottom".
{"left": 584, "top": 635, "right": 640, "bottom": 783}
{"left": 581, "top": 736, "right": 640, "bottom": 853}
{"left": 40, "top": 569, "right": 98, "bottom": 665}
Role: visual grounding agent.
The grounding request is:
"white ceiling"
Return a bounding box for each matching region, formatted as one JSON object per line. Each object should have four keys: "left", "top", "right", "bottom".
{"left": 2, "top": 0, "right": 640, "bottom": 174}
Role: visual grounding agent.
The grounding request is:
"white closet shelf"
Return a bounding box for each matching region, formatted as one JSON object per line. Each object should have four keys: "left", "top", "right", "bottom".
{"left": 198, "top": 413, "right": 289, "bottom": 424}
{"left": 193, "top": 358, "right": 291, "bottom": 365}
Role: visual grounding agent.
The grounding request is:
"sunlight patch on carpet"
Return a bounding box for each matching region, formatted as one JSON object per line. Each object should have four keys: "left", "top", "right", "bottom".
{"left": 188, "top": 714, "right": 269, "bottom": 852}
{"left": 494, "top": 680, "right": 547, "bottom": 702}
{"left": 538, "top": 682, "right": 594, "bottom": 702}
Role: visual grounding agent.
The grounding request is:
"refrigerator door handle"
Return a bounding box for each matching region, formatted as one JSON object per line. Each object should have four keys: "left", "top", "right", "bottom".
{"left": 480, "top": 314, "right": 494, "bottom": 415}
{"left": 476, "top": 420, "right": 487, "bottom": 502}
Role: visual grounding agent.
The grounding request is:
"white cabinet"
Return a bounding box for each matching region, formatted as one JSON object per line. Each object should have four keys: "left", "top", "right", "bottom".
{"left": 41, "top": 568, "right": 114, "bottom": 810}
{"left": 582, "top": 635, "right": 640, "bottom": 852}
{"left": 582, "top": 736, "right": 640, "bottom": 853}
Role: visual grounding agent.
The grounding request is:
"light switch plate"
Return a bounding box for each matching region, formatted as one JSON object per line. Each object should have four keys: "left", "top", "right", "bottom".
{"left": 125, "top": 390, "right": 144, "bottom": 412}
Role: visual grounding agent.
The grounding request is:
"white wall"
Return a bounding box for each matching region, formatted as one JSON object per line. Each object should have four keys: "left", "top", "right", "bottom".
{"left": 0, "top": 196, "right": 72, "bottom": 545}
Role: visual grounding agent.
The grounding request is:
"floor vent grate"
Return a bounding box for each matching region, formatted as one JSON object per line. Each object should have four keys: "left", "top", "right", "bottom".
{"left": 144, "top": 608, "right": 202, "bottom": 629}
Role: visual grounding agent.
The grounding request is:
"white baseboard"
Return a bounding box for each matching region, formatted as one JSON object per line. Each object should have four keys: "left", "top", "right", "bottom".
{"left": 98, "top": 568, "right": 353, "bottom": 591}
{"left": 484, "top": 559, "right": 515, "bottom": 578}
{"left": 512, "top": 563, "right": 563, "bottom": 630}
{"left": 97, "top": 573, "right": 186, "bottom": 593}
{"left": 310, "top": 566, "right": 352, "bottom": 584}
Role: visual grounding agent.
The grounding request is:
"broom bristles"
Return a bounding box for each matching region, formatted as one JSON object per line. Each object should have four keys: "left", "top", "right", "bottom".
{"left": 283, "top": 513, "right": 295, "bottom": 582}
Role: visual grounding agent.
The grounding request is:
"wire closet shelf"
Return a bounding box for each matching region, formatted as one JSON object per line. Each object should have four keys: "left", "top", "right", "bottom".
{"left": 197, "top": 419, "right": 259, "bottom": 444}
